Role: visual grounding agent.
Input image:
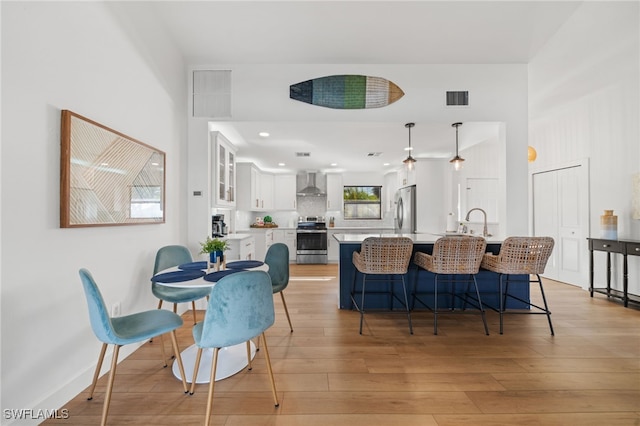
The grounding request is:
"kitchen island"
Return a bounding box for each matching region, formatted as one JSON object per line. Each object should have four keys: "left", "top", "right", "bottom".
{"left": 333, "top": 233, "right": 528, "bottom": 310}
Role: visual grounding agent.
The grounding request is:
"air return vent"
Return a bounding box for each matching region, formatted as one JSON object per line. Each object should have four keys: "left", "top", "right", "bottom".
{"left": 192, "top": 70, "right": 231, "bottom": 118}
{"left": 296, "top": 152, "right": 311, "bottom": 157}
{"left": 367, "top": 152, "right": 382, "bottom": 157}
{"left": 446, "top": 91, "right": 469, "bottom": 106}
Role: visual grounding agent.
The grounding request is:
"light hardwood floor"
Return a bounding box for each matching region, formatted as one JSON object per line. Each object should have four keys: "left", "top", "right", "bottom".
{"left": 46, "top": 264, "right": 640, "bottom": 425}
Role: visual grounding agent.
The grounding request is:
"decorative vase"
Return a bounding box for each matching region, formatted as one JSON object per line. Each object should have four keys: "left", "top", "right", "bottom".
{"left": 600, "top": 210, "right": 618, "bottom": 240}
{"left": 209, "top": 250, "right": 223, "bottom": 263}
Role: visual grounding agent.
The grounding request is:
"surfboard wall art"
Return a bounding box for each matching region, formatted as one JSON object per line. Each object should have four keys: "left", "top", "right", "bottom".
{"left": 289, "top": 75, "right": 404, "bottom": 109}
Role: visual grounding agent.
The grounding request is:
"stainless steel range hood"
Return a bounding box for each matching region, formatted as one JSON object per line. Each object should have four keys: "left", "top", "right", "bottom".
{"left": 297, "top": 172, "right": 326, "bottom": 196}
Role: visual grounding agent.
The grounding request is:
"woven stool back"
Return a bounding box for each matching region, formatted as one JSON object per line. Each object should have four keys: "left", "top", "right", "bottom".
{"left": 482, "top": 236, "right": 554, "bottom": 275}
{"left": 423, "top": 236, "right": 487, "bottom": 274}
{"left": 352, "top": 237, "right": 413, "bottom": 275}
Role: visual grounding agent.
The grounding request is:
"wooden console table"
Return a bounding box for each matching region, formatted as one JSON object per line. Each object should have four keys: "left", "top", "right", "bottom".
{"left": 588, "top": 238, "right": 640, "bottom": 307}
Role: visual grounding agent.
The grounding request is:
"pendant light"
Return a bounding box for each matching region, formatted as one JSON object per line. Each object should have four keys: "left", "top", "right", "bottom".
{"left": 450, "top": 122, "right": 465, "bottom": 171}
{"left": 403, "top": 122, "right": 416, "bottom": 170}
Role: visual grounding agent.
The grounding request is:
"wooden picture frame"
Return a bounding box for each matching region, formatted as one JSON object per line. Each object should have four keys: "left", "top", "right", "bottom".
{"left": 60, "top": 110, "right": 166, "bottom": 228}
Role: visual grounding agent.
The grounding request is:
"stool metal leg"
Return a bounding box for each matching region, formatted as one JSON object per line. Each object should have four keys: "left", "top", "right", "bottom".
{"left": 472, "top": 276, "right": 489, "bottom": 335}
{"left": 359, "top": 275, "right": 367, "bottom": 334}
{"left": 535, "top": 274, "right": 554, "bottom": 336}
{"left": 400, "top": 275, "right": 413, "bottom": 334}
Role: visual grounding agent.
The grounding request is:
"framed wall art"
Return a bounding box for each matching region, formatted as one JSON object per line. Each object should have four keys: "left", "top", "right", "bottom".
{"left": 60, "top": 110, "right": 166, "bottom": 227}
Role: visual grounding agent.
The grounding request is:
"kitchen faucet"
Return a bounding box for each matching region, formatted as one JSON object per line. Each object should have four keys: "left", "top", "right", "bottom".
{"left": 465, "top": 208, "right": 491, "bottom": 237}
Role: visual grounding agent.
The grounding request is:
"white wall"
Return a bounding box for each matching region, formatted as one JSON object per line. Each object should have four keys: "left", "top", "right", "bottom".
{"left": 1, "top": 2, "right": 187, "bottom": 422}
{"left": 529, "top": 2, "right": 640, "bottom": 292}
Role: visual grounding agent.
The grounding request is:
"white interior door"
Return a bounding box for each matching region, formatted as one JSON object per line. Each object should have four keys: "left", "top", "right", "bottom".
{"left": 532, "top": 163, "right": 589, "bottom": 288}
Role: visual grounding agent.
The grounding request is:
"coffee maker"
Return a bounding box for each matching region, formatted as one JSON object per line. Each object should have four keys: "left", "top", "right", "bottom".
{"left": 212, "top": 214, "right": 227, "bottom": 237}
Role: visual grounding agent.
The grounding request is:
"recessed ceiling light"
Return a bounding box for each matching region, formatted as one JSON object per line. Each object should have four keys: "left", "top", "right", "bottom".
{"left": 259, "top": 132, "right": 270, "bottom": 137}
{"left": 278, "top": 162, "right": 286, "bottom": 167}
{"left": 330, "top": 163, "right": 338, "bottom": 167}
{"left": 383, "top": 162, "right": 390, "bottom": 166}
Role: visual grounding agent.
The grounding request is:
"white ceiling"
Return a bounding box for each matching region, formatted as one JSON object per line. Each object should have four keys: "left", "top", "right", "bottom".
{"left": 128, "top": 1, "right": 582, "bottom": 173}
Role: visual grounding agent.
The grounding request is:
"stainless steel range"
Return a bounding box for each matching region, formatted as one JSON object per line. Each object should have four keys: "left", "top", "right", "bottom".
{"left": 296, "top": 216, "right": 328, "bottom": 264}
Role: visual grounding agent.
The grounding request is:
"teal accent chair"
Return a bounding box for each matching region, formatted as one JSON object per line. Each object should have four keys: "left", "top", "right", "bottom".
{"left": 189, "top": 270, "right": 279, "bottom": 425}
{"left": 153, "top": 245, "right": 211, "bottom": 325}
{"left": 264, "top": 243, "right": 293, "bottom": 332}
{"left": 79, "top": 268, "right": 188, "bottom": 426}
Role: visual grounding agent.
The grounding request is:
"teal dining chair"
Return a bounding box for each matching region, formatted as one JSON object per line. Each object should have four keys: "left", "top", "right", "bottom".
{"left": 79, "top": 268, "right": 188, "bottom": 426}
{"left": 189, "top": 270, "right": 279, "bottom": 425}
{"left": 153, "top": 245, "right": 211, "bottom": 325}
{"left": 264, "top": 243, "right": 293, "bottom": 332}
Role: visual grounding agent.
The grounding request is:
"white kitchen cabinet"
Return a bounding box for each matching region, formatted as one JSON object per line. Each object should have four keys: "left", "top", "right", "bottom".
{"left": 237, "top": 163, "right": 274, "bottom": 211}
{"left": 247, "top": 228, "right": 274, "bottom": 260}
{"left": 212, "top": 133, "right": 236, "bottom": 208}
{"left": 274, "top": 174, "right": 297, "bottom": 210}
{"left": 274, "top": 229, "right": 296, "bottom": 261}
{"left": 384, "top": 170, "right": 398, "bottom": 213}
{"left": 224, "top": 235, "right": 255, "bottom": 260}
{"left": 326, "top": 173, "right": 343, "bottom": 210}
{"left": 260, "top": 173, "right": 274, "bottom": 210}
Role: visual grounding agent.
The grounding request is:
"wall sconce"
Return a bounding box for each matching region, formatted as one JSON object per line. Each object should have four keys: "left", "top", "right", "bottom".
{"left": 449, "top": 122, "right": 464, "bottom": 171}
{"left": 528, "top": 146, "right": 537, "bottom": 162}
{"left": 403, "top": 122, "right": 416, "bottom": 170}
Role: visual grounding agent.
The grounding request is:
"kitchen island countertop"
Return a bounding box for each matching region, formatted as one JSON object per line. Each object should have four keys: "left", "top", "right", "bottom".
{"left": 332, "top": 232, "right": 504, "bottom": 244}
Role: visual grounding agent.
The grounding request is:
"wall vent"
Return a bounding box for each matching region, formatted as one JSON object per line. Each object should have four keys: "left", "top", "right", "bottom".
{"left": 446, "top": 91, "right": 469, "bottom": 106}
{"left": 192, "top": 70, "right": 231, "bottom": 118}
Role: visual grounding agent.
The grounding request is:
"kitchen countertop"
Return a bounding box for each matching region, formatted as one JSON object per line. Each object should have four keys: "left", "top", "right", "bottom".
{"left": 332, "top": 232, "right": 504, "bottom": 244}
{"left": 222, "top": 233, "right": 254, "bottom": 239}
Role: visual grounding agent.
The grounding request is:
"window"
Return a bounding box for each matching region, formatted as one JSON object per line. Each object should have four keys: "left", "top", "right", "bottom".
{"left": 343, "top": 186, "right": 382, "bottom": 220}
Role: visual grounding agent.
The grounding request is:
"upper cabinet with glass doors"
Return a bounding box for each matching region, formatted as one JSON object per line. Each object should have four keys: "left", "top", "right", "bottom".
{"left": 211, "top": 132, "right": 236, "bottom": 208}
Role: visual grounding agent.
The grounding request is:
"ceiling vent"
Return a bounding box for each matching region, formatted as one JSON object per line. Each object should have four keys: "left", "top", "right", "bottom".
{"left": 192, "top": 70, "right": 231, "bottom": 118}
{"left": 446, "top": 91, "right": 469, "bottom": 106}
{"left": 367, "top": 152, "right": 382, "bottom": 157}
{"left": 296, "top": 152, "right": 311, "bottom": 157}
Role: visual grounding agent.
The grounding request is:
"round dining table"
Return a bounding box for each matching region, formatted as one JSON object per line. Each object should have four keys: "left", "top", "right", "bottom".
{"left": 151, "top": 259, "right": 269, "bottom": 383}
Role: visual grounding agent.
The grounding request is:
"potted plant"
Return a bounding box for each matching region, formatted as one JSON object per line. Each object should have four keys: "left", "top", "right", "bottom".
{"left": 199, "top": 237, "right": 230, "bottom": 263}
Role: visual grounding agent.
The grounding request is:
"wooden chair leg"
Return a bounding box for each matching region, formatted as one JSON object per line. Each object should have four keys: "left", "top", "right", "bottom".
{"left": 169, "top": 330, "right": 188, "bottom": 393}
{"left": 173, "top": 303, "right": 178, "bottom": 313}
{"left": 189, "top": 348, "right": 204, "bottom": 395}
{"left": 204, "top": 348, "right": 220, "bottom": 426}
{"left": 87, "top": 343, "right": 108, "bottom": 400}
{"left": 191, "top": 301, "right": 198, "bottom": 325}
{"left": 158, "top": 333, "right": 168, "bottom": 367}
{"left": 280, "top": 292, "right": 293, "bottom": 332}
{"left": 246, "top": 341, "right": 253, "bottom": 370}
{"left": 100, "top": 344, "right": 120, "bottom": 426}
{"left": 260, "top": 333, "right": 280, "bottom": 407}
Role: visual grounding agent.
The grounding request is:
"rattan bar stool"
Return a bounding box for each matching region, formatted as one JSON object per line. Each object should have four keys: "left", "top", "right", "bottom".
{"left": 351, "top": 237, "right": 414, "bottom": 335}
{"left": 412, "top": 236, "right": 489, "bottom": 335}
{"left": 480, "top": 236, "right": 555, "bottom": 335}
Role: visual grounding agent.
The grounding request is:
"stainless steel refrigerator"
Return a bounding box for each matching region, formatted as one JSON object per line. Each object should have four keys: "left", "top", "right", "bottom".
{"left": 394, "top": 185, "right": 417, "bottom": 233}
